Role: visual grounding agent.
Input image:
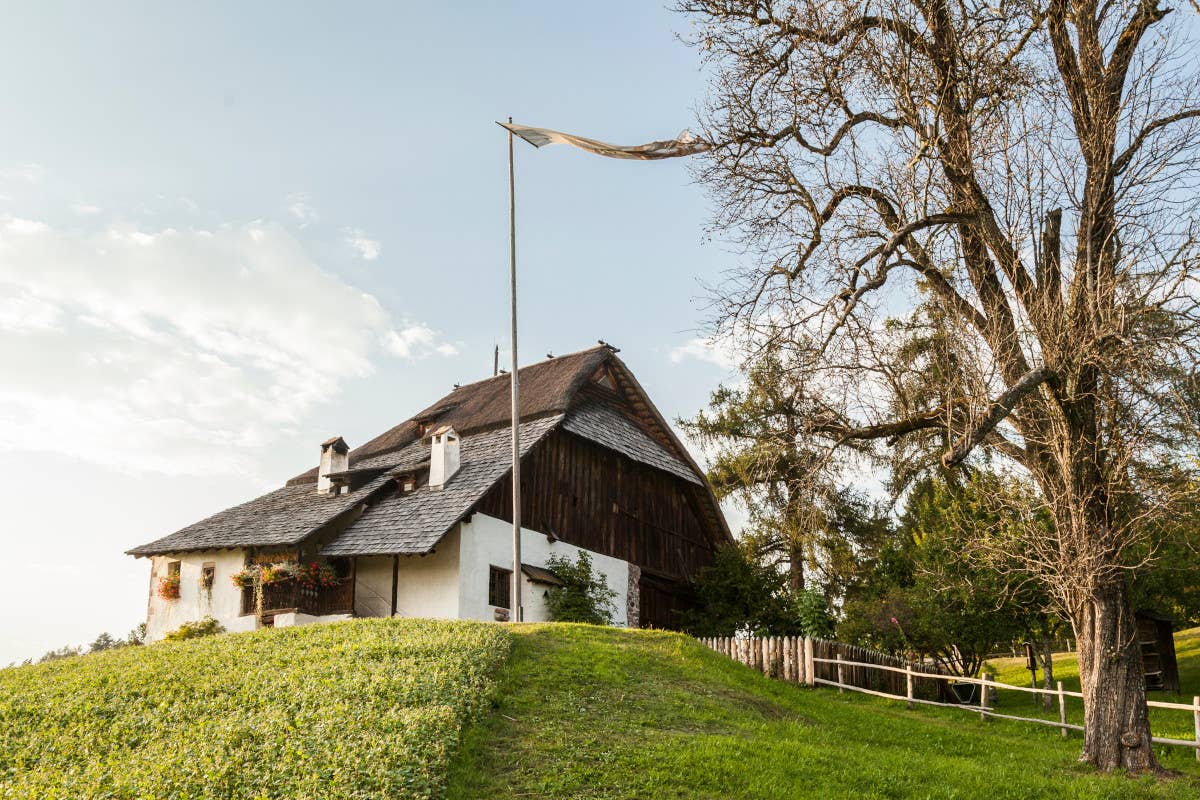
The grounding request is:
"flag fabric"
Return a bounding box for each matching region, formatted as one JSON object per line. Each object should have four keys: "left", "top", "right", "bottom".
{"left": 498, "top": 121, "right": 709, "bottom": 160}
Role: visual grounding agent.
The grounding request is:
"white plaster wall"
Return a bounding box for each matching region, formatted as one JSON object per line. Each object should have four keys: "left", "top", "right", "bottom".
{"left": 457, "top": 513, "right": 630, "bottom": 626}
{"left": 144, "top": 551, "right": 256, "bottom": 643}
{"left": 353, "top": 530, "right": 461, "bottom": 619}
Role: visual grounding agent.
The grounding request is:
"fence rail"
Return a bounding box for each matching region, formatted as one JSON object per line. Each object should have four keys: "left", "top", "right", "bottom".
{"left": 699, "top": 635, "right": 1200, "bottom": 759}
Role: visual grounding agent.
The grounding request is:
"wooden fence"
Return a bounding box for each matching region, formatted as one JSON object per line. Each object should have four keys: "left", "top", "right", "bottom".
{"left": 699, "top": 635, "right": 1200, "bottom": 759}
{"left": 697, "top": 635, "right": 950, "bottom": 701}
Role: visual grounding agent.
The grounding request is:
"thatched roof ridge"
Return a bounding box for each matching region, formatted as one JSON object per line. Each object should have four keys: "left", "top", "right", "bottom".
{"left": 286, "top": 345, "right": 611, "bottom": 486}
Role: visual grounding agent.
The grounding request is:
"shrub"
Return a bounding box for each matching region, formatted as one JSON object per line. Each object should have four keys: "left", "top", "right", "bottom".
{"left": 543, "top": 552, "right": 617, "bottom": 625}
{"left": 163, "top": 617, "right": 225, "bottom": 641}
{"left": 788, "top": 586, "right": 836, "bottom": 639}
{"left": 682, "top": 543, "right": 787, "bottom": 636}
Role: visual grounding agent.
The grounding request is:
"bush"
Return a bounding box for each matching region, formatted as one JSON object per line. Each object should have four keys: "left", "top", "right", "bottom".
{"left": 163, "top": 616, "right": 225, "bottom": 641}
{"left": 683, "top": 543, "right": 787, "bottom": 636}
{"left": 788, "top": 587, "right": 836, "bottom": 639}
{"left": 543, "top": 552, "right": 617, "bottom": 625}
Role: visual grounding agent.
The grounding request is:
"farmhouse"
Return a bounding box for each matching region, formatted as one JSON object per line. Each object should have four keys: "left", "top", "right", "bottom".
{"left": 128, "top": 344, "right": 731, "bottom": 642}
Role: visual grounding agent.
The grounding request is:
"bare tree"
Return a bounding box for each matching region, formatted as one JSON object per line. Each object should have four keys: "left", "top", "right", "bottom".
{"left": 680, "top": 0, "right": 1200, "bottom": 773}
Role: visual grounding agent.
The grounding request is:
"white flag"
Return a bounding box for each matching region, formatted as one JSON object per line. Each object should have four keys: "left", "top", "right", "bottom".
{"left": 498, "top": 122, "right": 709, "bottom": 160}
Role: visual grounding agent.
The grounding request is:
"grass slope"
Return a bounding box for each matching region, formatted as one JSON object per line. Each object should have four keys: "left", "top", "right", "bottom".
{"left": 448, "top": 625, "right": 1200, "bottom": 800}
{"left": 987, "top": 627, "right": 1200, "bottom": 743}
{"left": 0, "top": 618, "right": 508, "bottom": 799}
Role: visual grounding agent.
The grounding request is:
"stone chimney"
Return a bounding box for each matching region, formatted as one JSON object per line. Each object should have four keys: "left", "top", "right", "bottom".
{"left": 428, "top": 426, "right": 460, "bottom": 489}
{"left": 318, "top": 436, "right": 349, "bottom": 495}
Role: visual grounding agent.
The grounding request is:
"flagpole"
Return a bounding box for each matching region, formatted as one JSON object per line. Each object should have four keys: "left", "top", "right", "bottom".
{"left": 507, "top": 116, "right": 523, "bottom": 623}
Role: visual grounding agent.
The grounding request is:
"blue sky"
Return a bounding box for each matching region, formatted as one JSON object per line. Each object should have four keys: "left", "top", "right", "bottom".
{"left": 0, "top": 2, "right": 740, "bottom": 662}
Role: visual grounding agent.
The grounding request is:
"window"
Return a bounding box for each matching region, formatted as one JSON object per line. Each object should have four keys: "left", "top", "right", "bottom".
{"left": 488, "top": 566, "right": 512, "bottom": 609}
{"left": 167, "top": 561, "right": 181, "bottom": 580}
{"left": 201, "top": 562, "right": 216, "bottom": 591}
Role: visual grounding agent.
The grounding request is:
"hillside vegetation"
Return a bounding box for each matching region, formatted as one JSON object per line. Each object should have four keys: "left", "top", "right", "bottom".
{"left": 4, "top": 620, "right": 1199, "bottom": 799}
{"left": 0, "top": 619, "right": 508, "bottom": 799}
{"left": 448, "top": 625, "right": 1200, "bottom": 799}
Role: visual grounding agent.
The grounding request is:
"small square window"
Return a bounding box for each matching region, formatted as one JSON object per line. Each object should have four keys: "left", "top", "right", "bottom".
{"left": 167, "top": 561, "right": 181, "bottom": 579}
{"left": 488, "top": 566, "right": 512, "bottom": 609}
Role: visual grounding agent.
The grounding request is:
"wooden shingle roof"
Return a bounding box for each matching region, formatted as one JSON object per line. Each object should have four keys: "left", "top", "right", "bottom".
{"left": 128, "top": 345, "right": 731, "bottom": 558}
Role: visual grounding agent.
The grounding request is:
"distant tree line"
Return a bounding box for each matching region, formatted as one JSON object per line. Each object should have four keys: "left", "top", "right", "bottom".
{"left": 7, "top": 623, "right": 146, "bottom": 668}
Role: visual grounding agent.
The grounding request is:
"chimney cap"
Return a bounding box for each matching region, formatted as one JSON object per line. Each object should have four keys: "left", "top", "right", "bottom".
{"left": 427, "top": 424, "right": 457, "bottom": 441}
{"left": 321, "top": 436, "right": 349, "bottom": 454}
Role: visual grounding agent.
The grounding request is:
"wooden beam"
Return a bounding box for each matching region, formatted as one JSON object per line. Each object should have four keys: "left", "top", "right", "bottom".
{"left": 390, "top": 555, "right": 399, "bottom": 617}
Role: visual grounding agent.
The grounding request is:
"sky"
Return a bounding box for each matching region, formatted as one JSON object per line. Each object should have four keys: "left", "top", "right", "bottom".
{"left": 0, "top": 2, "right": 743, "bottom": 664}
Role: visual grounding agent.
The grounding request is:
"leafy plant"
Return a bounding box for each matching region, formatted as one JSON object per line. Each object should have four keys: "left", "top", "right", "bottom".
{"left": 230, "top": 567, "right": 255, "bottom": 588}
{"left": 543, "top": 552, "right": 617, "bottom": 625}
{"left": 156, "top": 574, "right": 181, "bottom": 600}
{"left": 788, "top": 586, "right": 835, "bottom": 639}
{"left": 259, "top": 562, "right": 295, "bottom": 584}
{"left": 296, "top": 561, "right": 339, "bottom": 589}
{"left": 163, "top": 617, "right": 225, "bottom": 641}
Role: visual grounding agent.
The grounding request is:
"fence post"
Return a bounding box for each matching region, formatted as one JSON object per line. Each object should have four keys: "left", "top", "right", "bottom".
{"left": 906, "top": 665, "right": 914, "bottom": 709}
{"left": 804, "top": 637, "right": 815, "bottom": 687}
{"left": 980, "top": 673, "right": 990, "bottom": 721}
{"left": 1057, "top": 681, "right": 1067, "bottom": 738}
{"left": 836, "top": 653, "right": 845, "bottom": 694}
{"left": 784, "top": 636, "right": 793, "bottom": 682}
{"left": 1193, "top": 696, "right": 1199, "bottom": 762}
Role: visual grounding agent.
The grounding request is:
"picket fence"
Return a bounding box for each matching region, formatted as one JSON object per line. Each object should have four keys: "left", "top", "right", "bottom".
{"left": 698, "top": 635, "right": 1200, "bottom": 759}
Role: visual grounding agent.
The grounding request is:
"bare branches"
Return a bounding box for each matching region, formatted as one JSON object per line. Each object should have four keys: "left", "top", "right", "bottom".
{"left": 1114, "top": 108, "right": 1200, "bottom": 174}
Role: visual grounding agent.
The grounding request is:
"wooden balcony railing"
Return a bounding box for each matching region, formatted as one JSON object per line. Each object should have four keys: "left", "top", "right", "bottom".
{"left": 241, "top": 578, "right": 354, "bottom": 617}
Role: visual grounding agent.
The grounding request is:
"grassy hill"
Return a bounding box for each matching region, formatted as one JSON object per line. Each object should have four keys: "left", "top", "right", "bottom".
{"left": 0, "top": 619, "right": 508, "bottom": 799}
{"left": 448, "top": 625, "right": 1200, "bottom": 799}
{"left": 3, "top": 621, "right": 1199, "bottom": 799}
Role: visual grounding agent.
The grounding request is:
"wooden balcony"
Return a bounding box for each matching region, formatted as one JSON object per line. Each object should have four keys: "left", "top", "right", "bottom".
{"left": 241, "top": 578, "right": 354, "bottom": 618}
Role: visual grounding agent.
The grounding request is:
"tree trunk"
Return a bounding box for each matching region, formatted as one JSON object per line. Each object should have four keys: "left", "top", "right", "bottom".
{"left": 788, "top": 539, "right": 805, "bottom": 593}
{"left": 1040, "top": 635, "right": 1054, "bottom": 713}
{"left": 1072, "top": 582, "right": 1163, "bottom": 774}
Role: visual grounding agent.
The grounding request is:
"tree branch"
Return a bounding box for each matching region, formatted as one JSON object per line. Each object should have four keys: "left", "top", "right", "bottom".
{"left": 942, "top": 367, "right": 1052, "bottom": 467}
{"left": 1113, "top": 108, "right": 1200, "bottom": 174}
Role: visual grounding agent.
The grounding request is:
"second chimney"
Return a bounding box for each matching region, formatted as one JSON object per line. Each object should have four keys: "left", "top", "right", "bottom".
{"left": 429, "top": 426, "right": 460, "bottom": 489}
{"left": 318, "top": 436, "right": 350, "bottom": 494}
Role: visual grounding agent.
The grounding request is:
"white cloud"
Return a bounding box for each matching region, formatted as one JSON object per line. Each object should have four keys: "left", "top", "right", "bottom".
{"left": 383, "top": 323, "right": 459, "bottom": 359}
{"left": 0, "top": 163, "right": 45, "bottom": 184}
{"left": 669, "top": 336, "right": 740, "bottom": 371}
{"left": 0, "top": 214, "right": 455, "bottom": 476}
{"left": 70, "top": 202, "right": 102, "bottom": 216}
{"left": 343, "top": 227, "right": 381, "bottom": 261}
{"left": 5, "top": 217, "right": 50, "bottom": 235}
{"left": 285, "top": 192, "right": 319, "bottom": 225}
